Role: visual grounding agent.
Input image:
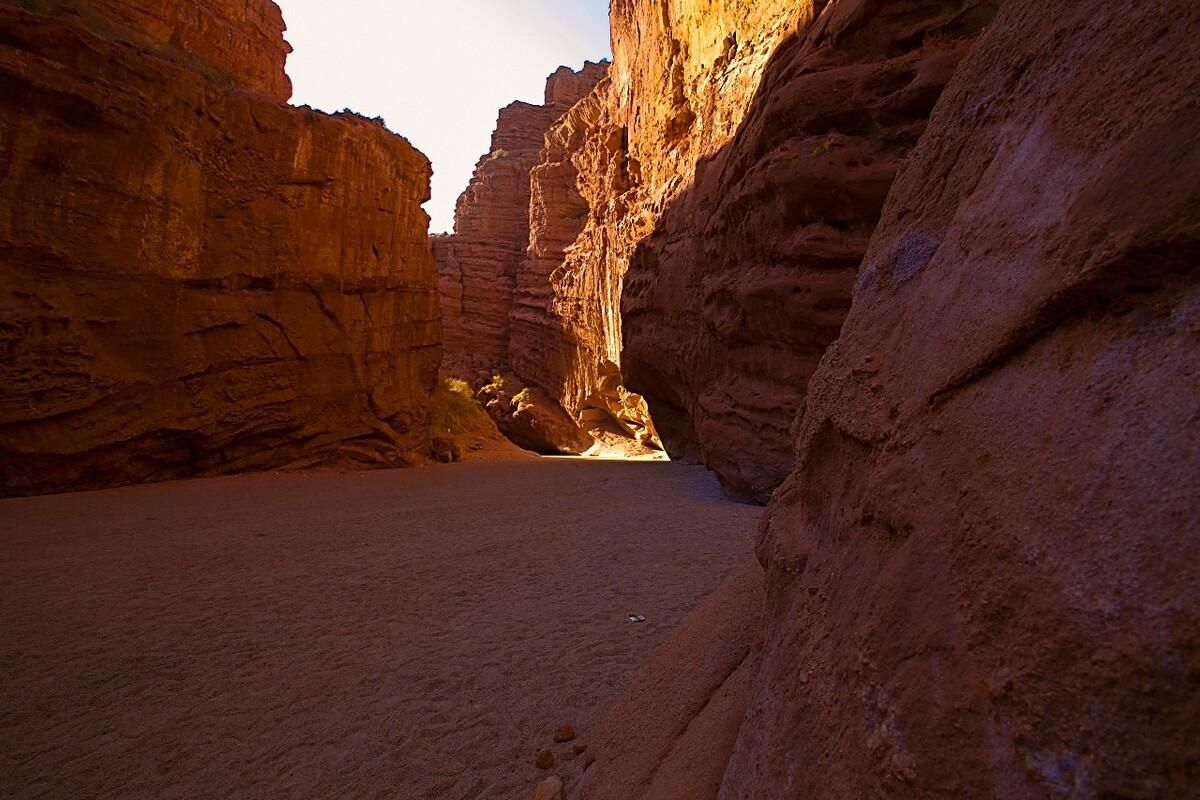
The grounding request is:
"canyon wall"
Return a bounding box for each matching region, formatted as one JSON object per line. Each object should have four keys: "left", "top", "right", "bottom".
{"left": 433, "top": 63, "right": 605, "bottom": 383}
{"left": 623, "top": 0, "right": 997, "bottom": 501}
{"left": 573, "top": 1, "right": 1197, "bottom": 798}
{"left": 724, "top": 0, "right": 1199, "bottom": 797}
{"left": 51, "top": 0, "right": 293, "bottom": 99}
{"left": 489, "top": 0, "right": 990, "bottom": 498}
{"left": 0, "top": 1, "right": 440, "bottom": 496}
{"left": 509, "top": 0, "right": 811, "bottom": 462}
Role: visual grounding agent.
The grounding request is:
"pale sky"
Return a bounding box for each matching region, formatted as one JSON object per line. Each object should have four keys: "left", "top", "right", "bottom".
{"left": 276, "top": 0, "right": 612, "bottom": 234}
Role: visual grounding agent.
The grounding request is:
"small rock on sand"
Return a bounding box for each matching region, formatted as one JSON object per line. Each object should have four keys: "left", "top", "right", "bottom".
{"left": 553, "top": 723, "right": 576, "bottom": 743}
{"left": 573, "top": 741, "right": 588, "bottom": 754}
{"left": 533, "top": 776, "right": 566, "bottom": 800}
{"left": 535, "top": 747, "right": 555, "bottom": 770}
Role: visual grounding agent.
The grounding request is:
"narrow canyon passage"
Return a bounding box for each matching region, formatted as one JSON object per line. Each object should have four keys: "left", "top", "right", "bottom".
{"left": 0, "top": 461, "right": 758, "bottom": 800}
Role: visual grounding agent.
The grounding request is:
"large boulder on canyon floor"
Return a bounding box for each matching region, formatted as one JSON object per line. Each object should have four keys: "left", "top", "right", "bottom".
{"left": 477, "top": 377, "right": 593, "bottom": 457}
{"left": 726, "top": 1, "right": 1200, "bottom": 797}
{"left": 0, "top": 1, "right": 440, "bottom": 496}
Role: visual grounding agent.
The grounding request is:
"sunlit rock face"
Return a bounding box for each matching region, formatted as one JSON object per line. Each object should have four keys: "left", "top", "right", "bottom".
{"left": 433, "top": 62, "right": 606, "bottom": 385}
{"left": 513, "top": 0, "right": 987, "bottom": 497}
{"left": 732, "top": 1, "right": 1200, "bottom": 797}
{"left": 0, "top": 1, "right": 440, "bottom": 496}
{"left": 620, "top": 0, "right": 997, "bottom": 502}
{"left": 59, "top": 0, "right": 294, "bottom": 100}
{"left": 510, "top": 0, "right": 808, "bottom": 463}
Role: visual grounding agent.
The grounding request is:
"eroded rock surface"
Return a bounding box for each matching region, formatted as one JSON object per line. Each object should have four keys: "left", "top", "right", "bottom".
{"left": 622, "top": 0, "right": 997, "bottom": 501}
{"left": 434, "top": 63, "right": 606, "bottom": 384}
{"left": 573, "top": 561, "right": 762, "bottom": 800}
{"left": 0, "top": 1, "right": 439, "bottom": 496}
{"left": 478, "top": 377, "right": 593, "bottom": 457}
{"left": 510, "top": 1, "right": 807, "bottom": 467}
{"left": 730, "top": 1, "right": 1200, "bottom": 797}
{"left": 51, "top": 0, "right": 293, "bottom": 99}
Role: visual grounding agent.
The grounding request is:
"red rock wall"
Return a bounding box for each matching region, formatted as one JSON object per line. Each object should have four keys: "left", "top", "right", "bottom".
{"left": 434, "top": 63, "right": 606, "bottom": 384}
{"left": 0, "top": 2, "right": 440, "bottom": 496}
{"left": 508, "top": 0, "right": 810, "bottom": 450}
{"left": 622, "top": 0, "right": 996, "bottom": 501}
{"left": 728, "top": 1, "right": 1200, "bottom": 796}
{"left": 13, "top": 0, "right": 292, "bottom": 99}
{"left": 510, "top": 77, "right": 626, "bottom": 417}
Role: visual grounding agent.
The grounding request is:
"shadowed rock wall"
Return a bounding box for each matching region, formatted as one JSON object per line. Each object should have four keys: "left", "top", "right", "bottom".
{"left": 622, "top": 0, "right": 997, "bottom": 501}
{"left": 730, "top": 0, "right": 1200, "bottom": 796}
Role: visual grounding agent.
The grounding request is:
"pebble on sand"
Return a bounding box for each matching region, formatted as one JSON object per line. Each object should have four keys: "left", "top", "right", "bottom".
{"left": 533, "top": 776, "right": 566, "bottom": 800}
{"left": 553, "top": 723, "right": 576, "bottom": 743}
{"left": 535, "top": 747, "right": 555, "bottom": 770}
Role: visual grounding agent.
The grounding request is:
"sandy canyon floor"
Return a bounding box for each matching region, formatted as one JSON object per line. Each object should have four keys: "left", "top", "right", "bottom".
{"left": 0, "top": 460, "right": 759, "bottom": 799}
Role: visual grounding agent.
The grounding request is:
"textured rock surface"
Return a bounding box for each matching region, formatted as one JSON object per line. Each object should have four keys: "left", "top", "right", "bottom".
{"left": 0, "top": 2, "right": 439, "bottom": 496}
{"left": 15, "top": 0, "right": 292, "bottom": 100}
{"left": 623, "top": 0, "right": 997, "bottom": 501}
{"left": 573, "top": 561, "right": 762, "bottom": 800}
{"left": 478, "top": 377, "right": 593, "bottom": 457}
{"left": 434, "top": 63, "right": 606, "bottom": 383}
{"left": 534, "top": 776, "right": 567, "bottom": 800}
{"left": 511, "top": 1, "right": 807, "bottom": 463}
{"left": 729, "top": 1, "right": 1200, "bottom": 797}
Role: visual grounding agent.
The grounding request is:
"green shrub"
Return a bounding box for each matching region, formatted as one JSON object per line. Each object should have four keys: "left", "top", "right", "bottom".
{"left": 429, "top": 377, "right": 492, "bottom": 436}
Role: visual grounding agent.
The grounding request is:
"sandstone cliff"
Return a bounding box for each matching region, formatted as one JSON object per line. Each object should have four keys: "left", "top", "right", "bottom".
{"left": 54, "top": 0, "right": 292, "bottom": 99}
{"left": 501, "top": 0, "right": 988, "bottom": 497}
{"left": 727, "top": 0, "right": 1198, "bottom": 796}
{"left": 0, "top": 1, "right": 440, "bottom": 496}
{"left": 506, "top": 1, "right": 817, "bottom": 460}
{"left": 623, "top": 0, "right": 998, "bottom": 501}
{"left": 569, "top": 1, "right": 1197, "bottom": 797}
{"left": 434, "top": 63, "right": 606, "bottom": 384}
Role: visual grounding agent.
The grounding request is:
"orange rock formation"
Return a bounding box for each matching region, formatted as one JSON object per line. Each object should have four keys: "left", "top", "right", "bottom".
{"left": 472, "top": 0, "right": 986, "bottom": 491}
{"left": 509, "top": 2, "right": 811, "bottom": 463}
{"left": 0, "top": 1, "right": 439, "bottom": 496}
{"left": 433, "top": 63, "right": 605, "bottom": 384}
{"left": 579, "top": 1, "right": 1200, "bottom": 798}
{"left": 622, "top": 0, "right": 997, "bottom": 501}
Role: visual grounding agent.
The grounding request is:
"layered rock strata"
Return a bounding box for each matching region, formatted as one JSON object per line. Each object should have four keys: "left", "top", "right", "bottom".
{"left": 727, "top": 0, "right": 1200, "bottom": 796}
{"left": 48, "top": 0, "right": 293, "bottom": 99}
{"left": 622, "top": 0, "right": 998, "bottom": 501}
{"left": 510, "top": 0, "right": 810, "bottom": 464}
{"left": 433, "top": 63, "right": 606, "bottom": 384}
{"left": 0, "top": 1, "right": 440, "bottom": 496}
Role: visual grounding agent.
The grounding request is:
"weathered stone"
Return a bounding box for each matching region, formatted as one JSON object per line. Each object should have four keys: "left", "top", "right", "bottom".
{"left": 0, "top": 1, "right": 439, "bottom": 496}
{"left": 622, "top": 0, "right": 996, "bottom": 501}
{"left": 26, "top": 0, "right": 293, "bottom": 100}
{"left": 731, "top": 1, "right": 1200, "bottom": 796}
{"left": 532, "top": 775, "right": 566, "bottom": 800}
{"left": 477, "top": 377, "right": 592, "bottom": 456}
{"left": 433, "top": 63, "right": 606, "bottom": 385}
{"left": 534, "top": 747, "right": 555, "bottom": 771}
{"left": 429, "top": 437, "right": 461, "bottom": 464}
{"left": 552, "top": 723, "right": 575, "bottom": 743}
{"left": 574, "top": 561, "right": 762, "bottom": 800}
